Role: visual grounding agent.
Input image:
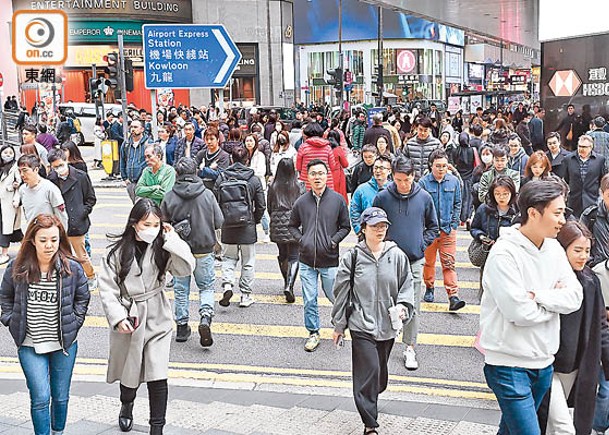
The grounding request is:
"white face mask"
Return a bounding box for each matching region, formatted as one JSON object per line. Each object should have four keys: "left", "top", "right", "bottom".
{"left": 481, "top": 154, "right": 493, "bottom": 165}
{"left": 136, "top": 227, "right": 160, "bottom": 244}
{"left": 1, "top": 154, "right": 14, "bottom": 163}
{"left": 54, "top": 163, "right": 69, "bottom": 177}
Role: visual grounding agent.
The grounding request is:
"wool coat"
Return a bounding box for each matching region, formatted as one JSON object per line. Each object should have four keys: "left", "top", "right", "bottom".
{"left": 98, "top": 230, "right": 195, "bottom": 388}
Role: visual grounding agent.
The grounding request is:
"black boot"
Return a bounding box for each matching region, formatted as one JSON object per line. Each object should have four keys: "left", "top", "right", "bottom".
{"left": 149, "top": 425, "right": 164, "bottom": 435}
{"left": 277, "top": 257, "right": 288, "bottom": 289}
{"left": 285, "top": 261, "right": 299, "bottom": 304}
{"left": 198, "top": 315, "right": 213, "bottom": 347}
{"left": 119, "top": 401, "right": 134, "bottom": 432}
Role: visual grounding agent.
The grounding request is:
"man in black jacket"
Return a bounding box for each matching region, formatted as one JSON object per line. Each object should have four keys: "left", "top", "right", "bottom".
{"left": 564, "top": 134, "right": 608, "bottom": 218}
{"left": 214, "top": 147, "right": 266, "bottom": 309}
{"left": 288, "top": 159, "right": 351, "bottom": 352}
{"left": 47, "top": 149, "right": 97, "bottom": 288}
{"left": 161, "top": 157, "right": 224, "bottom": 346}
{"left": 546, "top": 132, "right": 570, "bottom": 180}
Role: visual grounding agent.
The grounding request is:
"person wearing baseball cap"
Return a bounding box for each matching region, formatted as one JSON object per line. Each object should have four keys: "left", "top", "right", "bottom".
{"left": 332, "top": 206, "right": 414, "bottom": 435}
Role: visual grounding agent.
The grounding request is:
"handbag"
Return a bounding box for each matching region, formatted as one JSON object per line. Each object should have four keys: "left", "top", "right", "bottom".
{"left": 468, "top": 238, "right": 491, "bottom": 268}
{"left": 566, "top": 125, "right": 573, "bottom": 141}
{"left": 345, "top": 248, "right": 359, "bottom": 322}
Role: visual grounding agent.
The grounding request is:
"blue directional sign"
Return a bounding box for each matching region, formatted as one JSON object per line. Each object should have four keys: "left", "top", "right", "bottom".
{"left": 142, "top": 24, "right": 241, "bottom": 89}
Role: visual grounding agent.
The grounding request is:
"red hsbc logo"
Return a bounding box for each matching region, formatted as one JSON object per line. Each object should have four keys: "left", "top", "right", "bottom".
{"left": 549, "top": 70, "right": 582, "bottom": 97}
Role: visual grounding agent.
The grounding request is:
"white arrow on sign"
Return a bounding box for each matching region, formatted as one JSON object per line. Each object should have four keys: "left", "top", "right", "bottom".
{"left": 212, "top": 28, "right": 236, "bottom": 85}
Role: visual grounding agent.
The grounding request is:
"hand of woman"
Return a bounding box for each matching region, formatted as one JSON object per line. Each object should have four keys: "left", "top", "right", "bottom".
{"left": 116, "top": 319, "right": 135, "bottom": 334}
{"left": 162, "top": 223, "right": 174, "bottom": 233}
{"left": 332, "top": 331, "right": 343, "bottom": 346}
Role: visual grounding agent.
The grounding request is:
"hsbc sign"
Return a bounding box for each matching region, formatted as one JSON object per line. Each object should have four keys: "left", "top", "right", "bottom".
{"left": 548, "top": 67, "right": 609, "bottom": 97}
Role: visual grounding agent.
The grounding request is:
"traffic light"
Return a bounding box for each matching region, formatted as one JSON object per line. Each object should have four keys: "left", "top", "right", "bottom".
{"left": 124, "top": 58, "right": 134, "bottom": 92}
{"left": 104, "top": 52, "right": 119, "bottom": 89}
{"left": 326, "top": 67, "right": 343, "bottom": 91}
{"left": 372, "top": 65, "right": 379, "bottom": 86}
{"left": 89, "top": 78, "right": 99, "bottom": 99}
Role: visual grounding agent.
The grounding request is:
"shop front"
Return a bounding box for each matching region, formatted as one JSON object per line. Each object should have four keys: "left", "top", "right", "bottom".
{"left": 12, "top": 0, "right": 193, "bottom": 112}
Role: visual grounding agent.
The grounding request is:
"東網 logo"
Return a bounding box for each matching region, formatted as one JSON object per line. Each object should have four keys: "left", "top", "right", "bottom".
{"left": 12, "top": 10, "right": 68, "bottom": 65}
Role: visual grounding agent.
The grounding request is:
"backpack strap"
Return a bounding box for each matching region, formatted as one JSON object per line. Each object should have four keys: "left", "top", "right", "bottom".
{"left": 347, "top": 248, "right": 358, "bottom": 312}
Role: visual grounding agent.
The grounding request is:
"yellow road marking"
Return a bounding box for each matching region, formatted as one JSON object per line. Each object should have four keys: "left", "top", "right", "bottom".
{"left": 82, "top": 316, "right": 475, "bottom": 347}
{"left": 0, "top": 355, "right": 493, "bottom": 400}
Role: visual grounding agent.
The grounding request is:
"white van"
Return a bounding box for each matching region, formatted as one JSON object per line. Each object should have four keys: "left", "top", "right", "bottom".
{"left": 58, "top": 103, "right": 122, "bottom": 145}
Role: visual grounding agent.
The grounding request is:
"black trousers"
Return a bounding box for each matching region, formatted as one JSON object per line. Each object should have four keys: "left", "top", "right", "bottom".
{"left": 351, "top": 331, "right": 394, "bottom": 428}
{"left": 276, "top": 242, "right": 299, "bottom": 263}
{"left": 120, "top": 380, "right": 168, "bottom": 427}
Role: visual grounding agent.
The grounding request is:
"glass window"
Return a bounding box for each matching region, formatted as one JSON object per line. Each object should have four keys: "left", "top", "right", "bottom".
{"left": 308, "top": 52, "right": 324, "bottom": 79}
{"left": 434, "top": 50, "right": 443, "bottom": 77}
{"left": 422, "top": 49, "right": 433, "bottom": 75}
{"left": 345, "top": 50, "right": 364, "bottom": 77}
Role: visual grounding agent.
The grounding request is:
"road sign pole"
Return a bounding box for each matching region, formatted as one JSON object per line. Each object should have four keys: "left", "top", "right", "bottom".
{"left": 118, "top": 32, "right": 128, "bottom": 142}
{"left": 150, "top": 89, "right": 158, "bottom": 141}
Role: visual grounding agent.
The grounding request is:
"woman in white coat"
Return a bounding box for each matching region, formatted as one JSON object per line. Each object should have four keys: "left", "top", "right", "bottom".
{"left": 0, "top": 145, "right": 22, "bottom": 264}
{"left": 99, "top": 198, "right": 195, "bottom": 435}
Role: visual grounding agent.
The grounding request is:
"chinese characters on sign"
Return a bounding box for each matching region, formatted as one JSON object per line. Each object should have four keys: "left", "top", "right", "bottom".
{"left": 583, "top": 67, "right": 609, "bottom": 97}
{"left": 24, "top": 68, "right": 57, "bottom": 84}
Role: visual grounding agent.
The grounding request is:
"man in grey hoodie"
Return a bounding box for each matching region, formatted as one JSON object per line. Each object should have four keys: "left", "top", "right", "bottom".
{"left": 480, "top": 181, "right": 583, "bottom": 434}
{"left": 161, "top": 157, "right": 224, "bottom": 346}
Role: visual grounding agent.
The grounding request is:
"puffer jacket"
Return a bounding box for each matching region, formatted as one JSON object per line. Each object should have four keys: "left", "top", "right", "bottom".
{"left": 331, "top": 241, "right": 415, "bottom": 341}
{"left": 296, "top": 137, "right": 338, "bottom": 190}
{"left": 0, "top": 259, "right": 90, "bottom": 351}
{"left": 268, "top": 182, "right": 305, "bottom": 244}
{"left": 470, "top": 203, "right": 517, "bottom": 242}
{"left": 581, "top": 199, "right": 609, "bottom": 266}
{"left": 174, "top": 135, "right": 206, "bottom": 163}
{"left": 401, "top": 135, "right": 441, "bottom": 181}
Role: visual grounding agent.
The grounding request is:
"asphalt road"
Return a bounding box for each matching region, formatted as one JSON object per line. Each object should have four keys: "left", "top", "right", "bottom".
{"left": 0, "top": 148, "right": 492, "bottom": 405}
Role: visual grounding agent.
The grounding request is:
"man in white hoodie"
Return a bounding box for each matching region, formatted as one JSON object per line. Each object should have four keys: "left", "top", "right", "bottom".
{"left": 480, "top": 180, "right": 583, "bottom": 435}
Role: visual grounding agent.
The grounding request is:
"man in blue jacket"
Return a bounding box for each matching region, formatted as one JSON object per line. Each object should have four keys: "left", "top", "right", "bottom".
{"left": 419, "top": 149, "right": 465, "bottom": 312}
{"left": 373, "top": 155, "right": 438, "bottom": 371}
{"left": 120, "top": 119, "right": 151, "bottom": 203}
{"left": 350, "top": 155, "right": 392, "bottom": 236}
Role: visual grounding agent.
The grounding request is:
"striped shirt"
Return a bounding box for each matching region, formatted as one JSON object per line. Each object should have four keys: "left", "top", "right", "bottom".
{"left": 23, "top": 274, "right": 61, "bottom": 354}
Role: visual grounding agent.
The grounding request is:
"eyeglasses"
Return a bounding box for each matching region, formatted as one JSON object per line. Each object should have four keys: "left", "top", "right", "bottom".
{"left": 308, "top": 171, "right": 327, "bottom": 177}
{"left": 578, "top": 145, "right": 592, "bottom": 149}
{"left": 373, "top": 165, "right": 390, "bottom": 171}
{"left": 368, "top": 223, "right": 389, "bottom": 230}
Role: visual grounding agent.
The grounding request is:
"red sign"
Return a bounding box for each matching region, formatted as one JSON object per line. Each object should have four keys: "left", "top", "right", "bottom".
{"left": 0, "top": 73, "right": 3, "bottom": 88}
{"left": 397, "top": 50, "right": 417, "bottom": 74}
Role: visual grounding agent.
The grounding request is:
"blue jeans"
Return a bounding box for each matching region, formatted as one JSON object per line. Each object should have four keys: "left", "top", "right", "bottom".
{"left": 484, "top": 364, "right": 553, "bottom": 435}
{"left": 174, "top": 253, "right": 215, "bottom": 324}
{"left": 299, "top": 262, "right": 336, "bottom": 333}
{"left": 593, "top": 367, "right": 609, "bottom": 432}
{"left": 18, "top": 342, "right": 78, "bottom": 435}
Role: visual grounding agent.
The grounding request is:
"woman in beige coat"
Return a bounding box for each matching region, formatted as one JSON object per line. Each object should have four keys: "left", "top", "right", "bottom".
{"left": 99, "top": 198, "right": 195, "bottom": 435}
{"left": 0, "top": 144, "right": 22, "bottom": 264}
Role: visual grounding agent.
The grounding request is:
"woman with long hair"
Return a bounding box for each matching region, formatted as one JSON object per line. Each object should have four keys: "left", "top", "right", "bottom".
{"left": 60, "top": 141, "right": 87, "bottom": 173}
{"left": 537, "top": 221, "right": 609, "bottom": 434}
{"left": 244, "top": 133, "right": 271, "bottom": 242}
{"left": 270, "top": 130, "right": 297, "bottom": 177}
{"left": 267, "top": 158, "right": 304, "bottom": 303}
{"left": 0, "top": 214, "right": 90, "bottom": 435}
{"left": 521, "top": 151, "right": 554, "bottom": 187}
{"left": 98, "top": 199, "right": 195, "bottom": 435}
{"left": 328, "top": 130, "right": 349, "bottom": 204}
{"left": 0, "top": 144, "right": 23, "bottom": 264}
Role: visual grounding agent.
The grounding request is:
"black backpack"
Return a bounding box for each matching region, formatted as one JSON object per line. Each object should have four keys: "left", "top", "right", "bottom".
{"left": 217, "top": 176, "right": 255, "bottom": 228}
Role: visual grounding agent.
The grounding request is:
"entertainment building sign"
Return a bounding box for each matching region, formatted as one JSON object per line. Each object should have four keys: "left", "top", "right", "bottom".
{"left": 12, "top": 0, "right": 193, "bottom": 23}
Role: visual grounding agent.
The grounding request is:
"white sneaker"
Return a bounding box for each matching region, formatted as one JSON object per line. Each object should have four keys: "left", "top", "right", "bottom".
{"left": 239, "top": 294, "right": 255, "bottom": 308}
{"left": 262, "top": 233, "right": 271, "bottom": 244}
{"left": 404, "top": 346, "right": 419, "bottom": 370}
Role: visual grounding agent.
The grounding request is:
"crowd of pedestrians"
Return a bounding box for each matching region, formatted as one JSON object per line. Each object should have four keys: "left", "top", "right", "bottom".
{"left": 4, "top": 98, "right": 609, "bottom": 434}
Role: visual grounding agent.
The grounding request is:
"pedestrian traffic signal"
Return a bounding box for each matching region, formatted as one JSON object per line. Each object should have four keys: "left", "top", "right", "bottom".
{"left": 89, "top": 78, "right": 99, "bottom": 98}
{"left": 326, "top": 67, "right": 343, "bottom": 92}
{"left": 124, "top": 58, "right": 134, "bottom": 93}
{"left": 104, "top": 52, "right": 119, "bottom": 89}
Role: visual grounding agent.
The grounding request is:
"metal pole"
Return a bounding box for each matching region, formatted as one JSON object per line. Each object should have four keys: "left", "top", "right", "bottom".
{"left": 118, "top": 32, "right": 128, "bottom": 143}
{"left": 151, "top": 89, "right": 158, "bottom": 141}
{"left": 377, "top": 6, "right": 384, "bottom": 107}
{"left": 338, "top": 0, "right": 343, "bottom": 109}
{"left": 218, "top": 89, "right": 224, "bottom": 115}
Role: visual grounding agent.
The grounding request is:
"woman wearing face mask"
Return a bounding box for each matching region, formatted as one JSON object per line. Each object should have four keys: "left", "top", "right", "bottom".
{"left": 98, "top": 199, "right": 195, "bottom": 435}
{"left": 536, "top": 221, "right": 609, "bottom": 435}
{"left": 471, "top": 145, "right": 494, "bottom": 211}
{"left": 269, "top": 131, "right": 296, "bottom": 177}
{"left": 269, "top": 120, "right": 285, "bottom": 148}
{"left": 59, "top": 142, "right": 87, "bottom": 173}
{"left": 0, "top": 145, "right": 23, "bottom": 264}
